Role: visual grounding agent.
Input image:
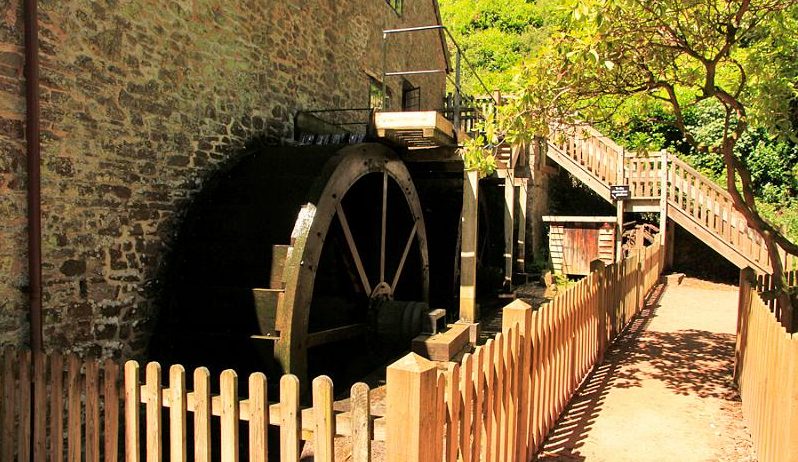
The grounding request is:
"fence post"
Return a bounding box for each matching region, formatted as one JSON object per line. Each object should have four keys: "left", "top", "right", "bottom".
{"left": 386, "top": 353, "right": 438, "bottom": 462}
{"left": 637, "top": 248, "right": 644, "bottom": 314}
{"left": 502, "top": 299, "right": 533, "bottom": 461}
{"left": 787, "top": 334, "right": 798, "bottom": 461}
{"left": 735, "top": 267, "right": 756, "bottom": 384}
{"left": 591, "top": 260, "right": 607, "bottom": 362}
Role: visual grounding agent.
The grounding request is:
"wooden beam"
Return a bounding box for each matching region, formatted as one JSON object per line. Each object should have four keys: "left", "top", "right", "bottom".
{"left": 504, "top": 174, "right": 515, "bottom": 286}
{"left": 516, "top": 178, "right": 528, "bottom": 273}
{"left": 411, "top": 323, "right": 471, "bottom": 362}
{"left": 306, "top": 324, "right": 368, "bottom": 349}
{"left": 459, "top": 170, "right": 479, "bottom": 322}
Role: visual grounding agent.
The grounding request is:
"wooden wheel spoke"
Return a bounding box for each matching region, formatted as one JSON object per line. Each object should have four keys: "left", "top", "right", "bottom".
{"left": 336, "top": 203, "right": 373, "bottom": 295}
{"left": 380, "top": 172, "right": 388, "bottom": 283}
{"left": 391, "top": 222, "right": 418, "bottom": 292}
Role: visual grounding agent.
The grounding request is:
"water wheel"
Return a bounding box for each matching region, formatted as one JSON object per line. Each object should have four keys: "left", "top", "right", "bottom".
{"left": 154, "top": 143, "right": 431, "bottom": 386}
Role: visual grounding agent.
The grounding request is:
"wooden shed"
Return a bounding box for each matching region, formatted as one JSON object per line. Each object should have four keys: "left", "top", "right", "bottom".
{"left": 543, "top": 216, "right": 617, "bottom": 276}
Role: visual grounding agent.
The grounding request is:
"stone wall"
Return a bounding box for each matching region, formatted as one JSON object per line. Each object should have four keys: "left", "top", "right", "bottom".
{"left": 0, "top": 0, "right": 447, "bottom": 359}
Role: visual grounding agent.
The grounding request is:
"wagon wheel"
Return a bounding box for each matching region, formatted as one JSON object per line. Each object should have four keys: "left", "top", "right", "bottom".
{"left": 273, "top": 144, "right": 430, "bottom": 383}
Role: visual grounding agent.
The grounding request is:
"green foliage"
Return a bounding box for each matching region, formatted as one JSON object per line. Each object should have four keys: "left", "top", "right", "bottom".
{"left": 439, "top": 0, "right": 570, "bottom": 93}
{"left": 460, "top": 134, "right": 497, "bottom": 176}
{"left": 460, "top": 112, "right": 499, "bottom": 176}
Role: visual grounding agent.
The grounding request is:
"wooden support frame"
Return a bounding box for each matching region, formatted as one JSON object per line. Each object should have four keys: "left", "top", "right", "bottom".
{"left": 504, "top": 173, "right": 515, "bottom": 287}
{"left": 459, "top": 170, "right": 479, "bottom": 322}
{"left": 516, "top": 178, "right": 528, "bottom": 273}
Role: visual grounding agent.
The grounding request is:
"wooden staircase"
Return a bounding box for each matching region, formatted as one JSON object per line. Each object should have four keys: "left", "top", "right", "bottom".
{"left": 546, "top": 124, "right": 796, "bottom": 274}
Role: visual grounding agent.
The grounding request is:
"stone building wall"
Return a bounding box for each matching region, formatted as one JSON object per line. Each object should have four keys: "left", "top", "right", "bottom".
{"left": 0, "top": 0, "right": 447, "bottom": 359}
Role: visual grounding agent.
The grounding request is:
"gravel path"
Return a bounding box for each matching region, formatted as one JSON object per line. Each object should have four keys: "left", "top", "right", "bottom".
{"left": 538, "top": 278, "right": 757, "bottom": 462}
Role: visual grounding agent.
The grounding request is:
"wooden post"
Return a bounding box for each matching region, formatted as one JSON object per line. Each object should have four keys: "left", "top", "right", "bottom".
{"left": 351, "top": 383, "right": 371, "bottom": 462}
{"left": 501, "top": 299, "right": 533, "bottom": 461}
{"left": 516, "top": 178, "right": 528, "bottom": 274}
{"left": 659, "top": 150, "right": 669, "bottom": 266}
{"left": 786, "top": 333, "right": 798, "bottom": 461}
{"left": 529, "top": 137, "right": 550, "bottom": 263}
{"left": 386, "top": 353, "right": 438, "bottom": 462}
{"left": 590, "top": 259, "right": 607, "bottom": 362}
{"left": 665, "top": 220, "right": 675, "bottom": 270}
{"left": 504, "top": 173, "right": 515, "bottom": 289}
{"left": 615, "top": 199, "right": 624, "bottom": 263}
{"left": 460, "top": 170, "right": 479, "bottom": 322}
{"left": 124, "top": 361, "right": 140, "bottom": 462}
{"left": 735, "top": 267, "right": 756, "bottom": 383}
{"left": 616, "top": 148, "right": 625, "bottom": 262}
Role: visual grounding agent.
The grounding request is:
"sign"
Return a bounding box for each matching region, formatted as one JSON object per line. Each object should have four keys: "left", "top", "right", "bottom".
{"left": 610, "top": 185, "right": 630, "bottom": 201}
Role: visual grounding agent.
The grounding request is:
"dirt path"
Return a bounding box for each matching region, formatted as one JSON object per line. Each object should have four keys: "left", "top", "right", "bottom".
{"left": 538, "top": 278, "right": 757, "bottom": 462}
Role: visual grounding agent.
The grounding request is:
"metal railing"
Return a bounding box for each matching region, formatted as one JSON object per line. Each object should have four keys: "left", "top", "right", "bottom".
{"left": 380, "top": 25, "right": 498, "bottom": 132}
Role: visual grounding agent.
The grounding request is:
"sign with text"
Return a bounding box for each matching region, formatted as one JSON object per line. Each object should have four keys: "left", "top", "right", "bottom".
{"left": 610, "top": 185, "right": 630, "bottom": 201}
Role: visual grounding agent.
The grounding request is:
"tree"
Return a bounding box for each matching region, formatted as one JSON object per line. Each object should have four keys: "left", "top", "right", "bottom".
{"left": 506, "top": 0, "right": 798, "bottom": 327}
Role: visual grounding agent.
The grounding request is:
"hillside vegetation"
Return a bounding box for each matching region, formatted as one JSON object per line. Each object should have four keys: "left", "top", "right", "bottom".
{"left": 440, "top": 0, "right": 798, "bottom": 244}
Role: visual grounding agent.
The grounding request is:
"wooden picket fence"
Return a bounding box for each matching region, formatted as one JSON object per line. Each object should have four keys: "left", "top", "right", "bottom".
{"left": 0, "top": 349, "right": 375, "bottom": 461}
{"left": 2, "top": 243, "right": 663, "bottom": 462}
{"left": 123, "top": 361, "right": 373, "bottom": 462}
{"left": 0, "top": 349, "right": 122, "bottom": 461}
{"left": 735, "top": 268, "right": 798, "bottom": 462}
{"left": 384, "top": 242, "right": 664, "bottom": 461}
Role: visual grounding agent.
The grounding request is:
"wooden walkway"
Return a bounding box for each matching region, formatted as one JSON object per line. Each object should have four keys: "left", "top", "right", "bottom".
{"left": 538, "top": 279, "right": 756, "bottom": 462}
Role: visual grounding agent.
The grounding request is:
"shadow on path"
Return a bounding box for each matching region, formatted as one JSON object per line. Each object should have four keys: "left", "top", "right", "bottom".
{"left": 537, "top": 283, "right": 668, "bottom": 461}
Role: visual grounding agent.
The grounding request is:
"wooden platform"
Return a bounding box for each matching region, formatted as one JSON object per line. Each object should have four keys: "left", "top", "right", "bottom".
{"left": 374, "top": 111, "right": 457, "bottom": 148}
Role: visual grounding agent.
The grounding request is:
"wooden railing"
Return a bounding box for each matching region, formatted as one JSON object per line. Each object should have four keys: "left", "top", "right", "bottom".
{"left": 735, "top": 268, "right": 798, "bottom": 462}
{"left": 666, "top": 155, "right": 772, "bottom": 271}
{"left": 545, "top": 124, "right": 798, "bottom": 275}
{"left": 386, "top": 242, "right": 664, "bottom": 461}
{"left": 548, "top": 124, "right": 623, "bottom": 186}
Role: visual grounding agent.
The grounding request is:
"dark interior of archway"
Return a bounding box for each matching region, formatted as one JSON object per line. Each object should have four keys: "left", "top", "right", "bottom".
{"left": 149, "top": 145, "right": 439, "bottom": 396}
{"left": 150, "top": 145, "right": 337, "bottom": 381}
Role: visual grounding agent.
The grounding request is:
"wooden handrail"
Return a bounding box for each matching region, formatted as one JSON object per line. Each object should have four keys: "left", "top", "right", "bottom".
{"left": 544, "top": 123, "right": 797, "bottom": 275}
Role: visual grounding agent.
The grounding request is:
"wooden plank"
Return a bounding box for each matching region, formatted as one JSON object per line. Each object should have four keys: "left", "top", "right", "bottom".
{"left": 169, "top": 366, "right": 187, "bottom": 462}
{"left": 490, "top": 334, "right": 504, "bottom": 462}
{"left": 18, "top": 350, "right": 31, "bottom": 462}
{"left": 249, "top": 373, "right": 269, "bottom": 462}
{"left": 33, "top": 353, "right": 46, "bottom": 462}
{"left": 787, "top": 335, "right": 798, "bottom": 461}
{"left": 67, "top": 355, "right": 81, "bottom": 462}
{"left": 85, "top": 359, "right": 100, "bottom": 462}
{"left": 471, "top": 348, "right": 484, "bottom": 462}
{"left": 445, "top": 363, "right": 460, "bottom": 462}
{"left": 125, "top": 361, "right": 140, "bottom": 462}
{"left": 350, "top": 383, "right": 370, "bottom": 462}
{"left": 103, "top": 359, "right": 119, "bottom": 462}
{"left": 312, "top": 376, "right": 335, "bottom": 462}
{"left": 434, "top": 373, "right": 447, "bottom": 461}
{"left": 460, "top": 354, "right": 474, "bottom": 462}
{"left": 145, "top": 362, "right": 162, "bottom": 462}
{"left": 220, "top": 370, "right": 239, "bottom": 462}
{"left": 3, "top": 348, "right": 16, "bottom": 462}
{"left": 193, "top": 368, "right": 212, "bottom": 462}
{"left": 50, "top": 353, "right": 64, "bottom": 462}
{"left": 480, "top": 340, "right": 494, "bottom": 462}
{"left": 280, "top": 375, "right": 301, "bottom": 462}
